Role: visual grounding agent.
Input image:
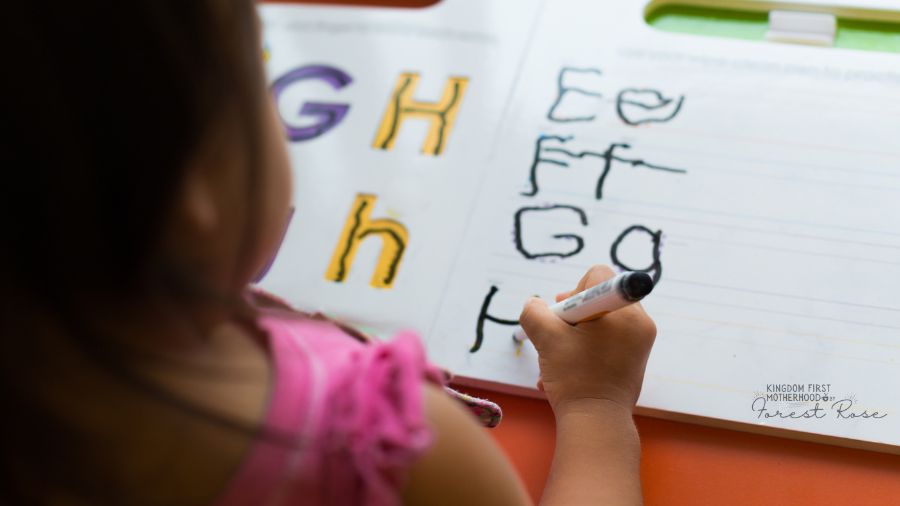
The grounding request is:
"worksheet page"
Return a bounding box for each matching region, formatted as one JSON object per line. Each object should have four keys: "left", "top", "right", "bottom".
{"left": 427, "top": 0, "right": 900, "bottom": 448}
{"left": 260, "top": 0, "right": 900, "bottom": 449}
{"left": 260, "top": 0, "right": 542, "bottom": 334}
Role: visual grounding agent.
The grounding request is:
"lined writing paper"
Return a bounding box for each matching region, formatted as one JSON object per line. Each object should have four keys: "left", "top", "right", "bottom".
{"left": 427, "top": 0, "right": 900, "bottom": 449}
{"left": 261, "top": 0, "right": 900, "bottom": 450}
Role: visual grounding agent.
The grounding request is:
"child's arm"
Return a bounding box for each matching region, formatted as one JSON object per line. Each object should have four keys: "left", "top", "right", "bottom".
{"left": 404, "top": 264, "right": 655, "bottom": 506}
{"left": 523, "top": 265, "right": 655, "bottom": 505}
{"left": 403, "top": 383, "right": 533, "bottom": 505}
{"left": 542, "top": 399, "right": 641, "bottom": 504}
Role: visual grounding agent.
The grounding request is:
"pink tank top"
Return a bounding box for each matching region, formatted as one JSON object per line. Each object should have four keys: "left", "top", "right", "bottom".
{"left": 214, "top": 307, "right": 445, "bottom": 506}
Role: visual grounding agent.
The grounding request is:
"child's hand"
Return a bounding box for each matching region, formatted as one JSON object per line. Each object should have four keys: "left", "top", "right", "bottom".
{"left": 519, "top": 265, "right": 657, "bottom": 416}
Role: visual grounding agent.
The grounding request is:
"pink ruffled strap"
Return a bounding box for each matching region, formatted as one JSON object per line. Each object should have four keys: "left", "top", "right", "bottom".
{"left": 318, "top": 332, "right": 442, "bottom": 505}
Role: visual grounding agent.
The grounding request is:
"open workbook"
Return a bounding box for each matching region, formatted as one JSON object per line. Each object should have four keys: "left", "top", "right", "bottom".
{"left": 259, "top": 0, "right": 900, "bottom": 452}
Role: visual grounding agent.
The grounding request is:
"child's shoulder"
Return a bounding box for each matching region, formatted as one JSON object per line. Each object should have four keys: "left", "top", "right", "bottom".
{"left": 218, "top": 291, "right": 443, "bottom": 505}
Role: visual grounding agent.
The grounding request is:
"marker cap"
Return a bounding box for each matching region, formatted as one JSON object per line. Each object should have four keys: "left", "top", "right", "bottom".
{"left": 621, "top": 272, "right": 654, "bottom": 301}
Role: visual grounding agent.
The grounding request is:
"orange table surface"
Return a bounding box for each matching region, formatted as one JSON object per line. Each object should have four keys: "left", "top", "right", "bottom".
{"left": 458, "top": 386, "right": 900, "bottom": 505}
{"left": 269, "top": 0, "right": 900, "bottom": 503}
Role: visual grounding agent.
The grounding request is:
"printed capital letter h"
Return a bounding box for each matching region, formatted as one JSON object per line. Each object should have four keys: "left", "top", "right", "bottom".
{"left": 372, "top": 73, "right": 469, "bottom": 156}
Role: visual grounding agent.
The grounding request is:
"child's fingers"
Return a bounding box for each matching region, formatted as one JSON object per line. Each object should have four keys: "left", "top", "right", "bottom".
{"left": 519, "top": 297, "right": 569, "bottom": 351}
{"left": 556, "top": 266, "right": 617, "bottom": 302}
{"left": 577, "top": 264, "right": 616, "bottom": 290}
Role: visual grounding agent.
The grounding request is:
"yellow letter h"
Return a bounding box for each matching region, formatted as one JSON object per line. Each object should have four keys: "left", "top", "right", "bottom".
{"left": 372, "top": 73, "right": 469, "bottom": 156}
{"left": 325, "top": 194, "right": 409, "bottom": 289}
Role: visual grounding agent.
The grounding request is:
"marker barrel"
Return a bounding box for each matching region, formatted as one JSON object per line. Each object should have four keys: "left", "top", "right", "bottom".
{"left": 512, "top": 271, "right": 653, "bottom": 343}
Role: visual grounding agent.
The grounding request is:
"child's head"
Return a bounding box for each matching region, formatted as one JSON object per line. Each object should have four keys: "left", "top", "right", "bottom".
{"left": 4, "top": 0, "right": 291, "bottom": 316}
{"left": 2, "top": 0, "right": 291, "bottom": 501}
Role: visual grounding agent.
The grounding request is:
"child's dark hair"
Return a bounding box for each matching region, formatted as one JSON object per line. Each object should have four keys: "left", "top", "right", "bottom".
{"left": 1, "top": 1, "right": 270, "bottom": 502}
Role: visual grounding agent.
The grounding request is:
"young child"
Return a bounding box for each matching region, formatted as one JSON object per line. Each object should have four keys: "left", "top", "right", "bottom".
{"left": 2, "top": 1, "right": 657, "bottom": 504}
